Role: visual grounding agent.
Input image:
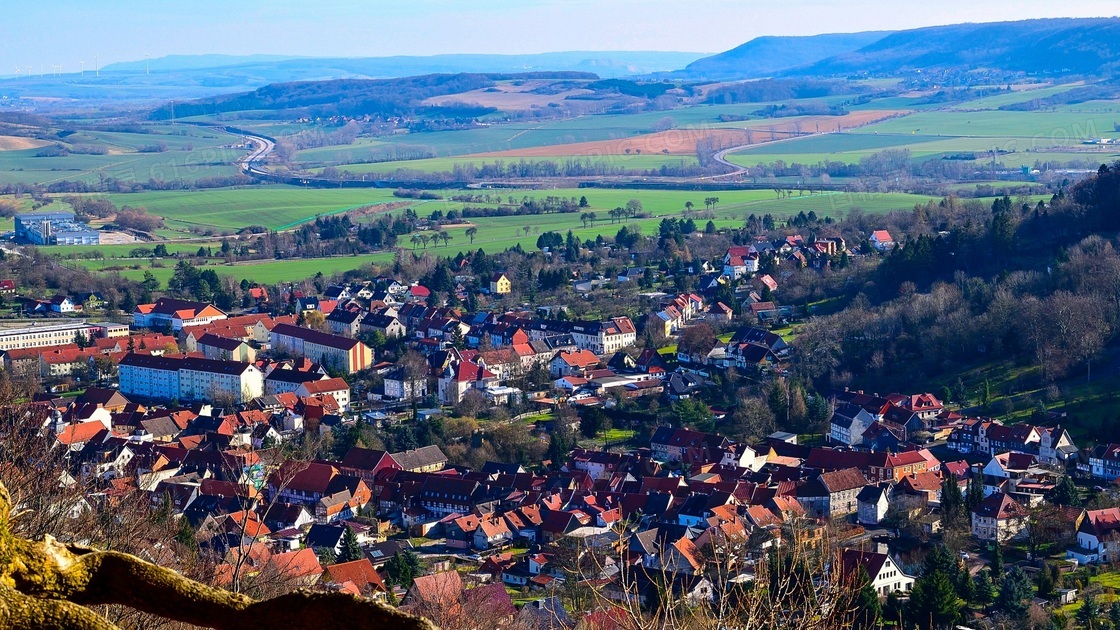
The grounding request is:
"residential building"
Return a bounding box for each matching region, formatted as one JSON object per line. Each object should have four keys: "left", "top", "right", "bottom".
{"left": 0, "top": 322, "right": 110, "bottom": 352}
{"left": 971, "top": 492, "right": 1028, "bottom": 542}
{"left": 857, "top": 485, "right": 891, "bottom": 526}
{"left": 196, "top": 333, "right": 256, "bottom": 363}
{"left": 270, "top": 323, "right": 373, "bottom": 374}
{"left": 437, "top": 360, "right": 497, "bottom": 405}
{"left": 118, "top": 353, "right": 264, "bottom": 403}
{"left": 134, "top": 298, "right": 228, "bottom": 332}
{"left": 841, "top": 549, "right": 914, "bottom": 597}
{"left": 1089, "top": 444, "right": 1120, "bottom": 481}
{"left": 489, "top": 273, "right": 512, "bottom": 295}
{"left": 796, "top": 468, "right": 868, "bottom": 518}
{"left": 295, "top": 377, "right": 352, "bottom": 412}
{"left": 1068, "top": 508, "right": 1120, "bottom": 565}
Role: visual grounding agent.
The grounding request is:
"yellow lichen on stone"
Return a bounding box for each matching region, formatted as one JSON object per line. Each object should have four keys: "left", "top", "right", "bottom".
{"left": 0, "top": 480, "right": 436, "bottom": 629}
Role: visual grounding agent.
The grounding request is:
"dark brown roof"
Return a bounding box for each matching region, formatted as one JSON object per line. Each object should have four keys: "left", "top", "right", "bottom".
{"left": 973, "top": 492, "right": 1027, "bottom": 520}
{"left": 818, "top": 467, "right": 869, "bottom": 493}
{"left": 271, "top": 323, "right": 362, "bottom": 352}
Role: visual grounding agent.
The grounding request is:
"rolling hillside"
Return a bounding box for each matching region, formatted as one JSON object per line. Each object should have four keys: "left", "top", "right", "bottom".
{"left": 792, "top": 18, "right": 1120, "bottom": 77}
{"left": 677, "top": 31, "right": 891, "bottom": 80}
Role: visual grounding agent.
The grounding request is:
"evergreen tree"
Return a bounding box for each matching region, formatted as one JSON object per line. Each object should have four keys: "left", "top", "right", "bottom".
{"left": 996, "top": 567, "right": 1033, "bottom": 620}
{"left": 1036, "top": 563, "right": 1055, "bottom": 600}
{"left": 908, "top": 569, "right": 959, "bottom": 630}
{"left": 1109, "top": 600, "right": 1120, "bottom": 627}
{"left": 174, "top": 516, "right": 198, "bottom": 553}
{"left": 990, "top": 544, "right": 1004, "bottom": 581}
{"left": 923, "top": 545, "right": 956, "bottom": 578}
{"left": 884, "top": 590, "right": 906, "bottom": 628}
{"left": 973, "top": 569, "right": 995, "bottom": 605}
{"left": 965, "top": 474, "right": 985, "bottom": 512}
{"left": 940, "top": 474, "right": 962, "bottom": 524}
{"left": 1047, "top": 475, "right": 1081, "bottom": 507}
{"left": 954, "top": 567, "right": 975, "bottom": 602}
{"left": 1077, "top": 592, "right": 1101, "bottom": 629}
{"left": 336, "top": 525, "right": 363, "bottom": 564}
{"left": 851, "top": 565, "right": 882, "bottom": 630}
{"left": 385, "top": 550, "right": 423, "bottom": 587}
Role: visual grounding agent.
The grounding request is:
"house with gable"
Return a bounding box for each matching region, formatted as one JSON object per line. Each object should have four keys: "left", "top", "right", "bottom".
{"left": 796, "top": 468, "right": 868, "bottom": 518}
{"left": 1068, "top": 507, "right": 1120, "bottom": 565}
{"left": 841, "top": 548, "right": 914, "bottom": 597}
{"left": 972, "top": 492, "right": 1028, "bottom": 542}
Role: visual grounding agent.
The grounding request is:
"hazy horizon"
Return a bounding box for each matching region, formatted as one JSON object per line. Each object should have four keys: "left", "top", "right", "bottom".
{"left": 3, "top": 0, "right": 1119, "bottom": 72}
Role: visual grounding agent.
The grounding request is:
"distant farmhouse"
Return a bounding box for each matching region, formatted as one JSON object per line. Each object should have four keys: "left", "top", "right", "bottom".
{"left": 15, "top": 211, "right": 100, "bottom": 245}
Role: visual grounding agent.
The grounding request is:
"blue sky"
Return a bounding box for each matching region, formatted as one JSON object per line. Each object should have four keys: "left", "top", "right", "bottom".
{"left": 2, "top": 0, "right": 1118, "bottom": 68}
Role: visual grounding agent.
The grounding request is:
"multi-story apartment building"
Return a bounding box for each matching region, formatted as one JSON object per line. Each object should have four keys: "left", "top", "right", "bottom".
{"left": 0, "top": 321, "right": 125, "bottom": 352}
{"left": 118, "top": 353, "right": 263, "bottom": 403}
{"left": 270, "top": 324, "right": 373, "bottom": 374}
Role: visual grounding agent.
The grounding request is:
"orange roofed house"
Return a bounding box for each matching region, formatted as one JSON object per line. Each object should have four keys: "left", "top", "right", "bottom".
{"left": 134, "top": 298, "right": 227, "bottom": 332}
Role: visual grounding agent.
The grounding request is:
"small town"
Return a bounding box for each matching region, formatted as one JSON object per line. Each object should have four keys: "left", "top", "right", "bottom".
{"left": 0, "top": 226, "right": 1117, "bottom": 630}
{"left": 7, "top": 3, "right": 1120, "bottom": 629}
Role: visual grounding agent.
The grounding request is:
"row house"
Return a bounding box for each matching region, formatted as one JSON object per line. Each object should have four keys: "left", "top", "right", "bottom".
{"left": 949, "top": 419, "right": 1078, "bottom": 466}
{"left": 1089, "top": 444, "right": 1120, "bottom": 481}
{"left": 418, "top": 477, "right": 496, "bottom": 518}
{"left": 866, "top": 450, "right": 938, "bottom": 483}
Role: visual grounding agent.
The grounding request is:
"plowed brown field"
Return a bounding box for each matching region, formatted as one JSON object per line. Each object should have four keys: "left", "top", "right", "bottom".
{"left": 474, "top": 110, "right": 907, "bottom": 157}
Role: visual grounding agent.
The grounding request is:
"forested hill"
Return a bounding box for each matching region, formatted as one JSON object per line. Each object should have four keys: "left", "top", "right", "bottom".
{"left": 685, "top": 18, "right": 1120, "bottom": 80}
{"left": 677, "top": 31, "right": 890, "bottom": 80}
{"left": 793, "top": 18, "right": 1120, "bottom": 77}
{"left": 148, "top": 72, "right": 597, "bottom": 120}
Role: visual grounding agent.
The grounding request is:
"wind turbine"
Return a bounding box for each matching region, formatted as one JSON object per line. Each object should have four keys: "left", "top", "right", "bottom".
{"left": 79, "top": 60, "right": 85, "bottom": 75}
{"left": 52, "top": 65, "right": 62, "bottom": 77}
{"left": 145, "top": 53, "right": 149, "bottom": 75}
{"left": 94, "top": 54, "right": 99, "bottom": 77}
{"left": 13, "top": 66, "right": 20, "bottom": 79}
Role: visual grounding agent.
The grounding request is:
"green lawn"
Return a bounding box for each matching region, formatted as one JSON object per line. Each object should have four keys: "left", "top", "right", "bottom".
{"left": 601, "top": 428, "right": 637, "bottom": 442}
{"left": 73, "top": 253, "right": 395, "bottom": 286}
{"left": 102, "top": 187, "right": 407, "bottom": 234}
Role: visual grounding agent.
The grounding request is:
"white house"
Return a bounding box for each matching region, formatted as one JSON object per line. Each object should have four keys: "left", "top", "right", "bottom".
{"left": 1068, "top": 507, "right": 1120, "bottom": 565}
{"left": 971, "top": 492, "right": 1028, "bottom": 542}
{"left": 842, "top": 549, "right": 914, "bottom": 597}
{"left": 857, "top": 485, "right": 891, "bottom": 526}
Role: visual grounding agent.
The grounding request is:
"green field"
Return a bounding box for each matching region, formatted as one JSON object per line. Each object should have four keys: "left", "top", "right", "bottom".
{"left": 0, "top": 124, "right": 241, "bottom": 186}
{"left": 309, "top": 154, "right": 700, "bottom": 175}
{"left": 102, "top": 187, "right": 408, "bottom": 234}
{"left": 53, "top": 186, "right": 941, "bottom": 284}
{"left": 71, "top": 252, "right": 396, "bottom": 286}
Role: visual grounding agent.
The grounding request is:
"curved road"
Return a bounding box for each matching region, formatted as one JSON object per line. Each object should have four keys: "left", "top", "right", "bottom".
{"left": 237, "top": 133, "right": 275, "bottom": 176}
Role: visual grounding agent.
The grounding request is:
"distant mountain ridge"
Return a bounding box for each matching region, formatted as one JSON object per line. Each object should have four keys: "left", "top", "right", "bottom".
{"left": 791, "top": 18, "right": 1120, "bottom": 76}
{"left": 684, "top": 18, "right": 1120, "bottom": 80}
{"left": 676, "top": 31, "right": 892, "bottom": 79}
